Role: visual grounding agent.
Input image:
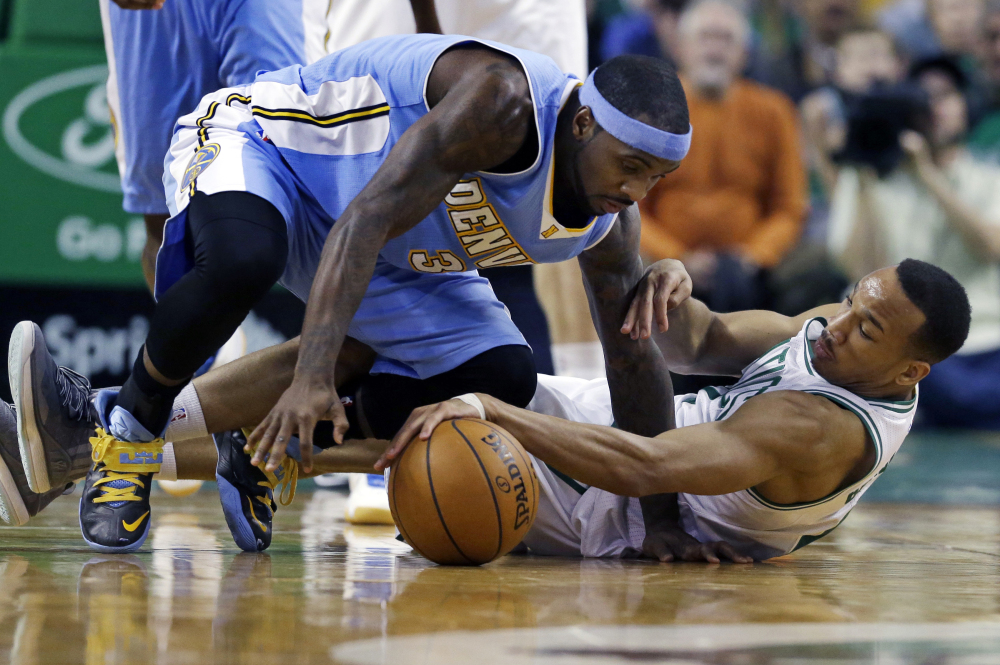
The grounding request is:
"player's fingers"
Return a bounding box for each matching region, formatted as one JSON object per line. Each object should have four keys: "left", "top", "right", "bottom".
{"left": 652, "top": 275, "right": 676, "bottom": 333}
{"left": 634, "top": 280, "right": 656, "bottom": 340}
{"left": 326, "top": 401, "right": 349, "bottom": 446}
{"left": 297, "top": 414, "right": 315, "bottom": 473}
{"left": 717, "top": 543, "right": 752, "bottom": 564}
{"left": 265, "top": 418, "right": 296, "bottom": 471}
{"left": 421, "top": 405, "right": 454, "bottom": 440}
{"left": 247, "top": 415, "right": 271, "bottom": 453}
{"left": 666, "top": 275, "right": 693, "bottom": 312}
{"left": 251, "top": 416, "right": 282, "bottom": 466}
{"left": 653, "top": 540, "right": 675, "bottom": 563}
{"left": 378, "top": 410, "right": 425, "bottom": 470}
{"left": 621, "top": 295, "right": 640, "bottom": 335}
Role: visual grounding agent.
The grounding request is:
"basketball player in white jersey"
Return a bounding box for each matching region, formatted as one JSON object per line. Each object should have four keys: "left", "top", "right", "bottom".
{"left": 376, "top": 260, "right": 972, "bottom": 560}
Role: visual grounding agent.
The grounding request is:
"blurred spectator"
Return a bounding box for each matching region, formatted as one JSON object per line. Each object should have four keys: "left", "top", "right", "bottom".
{"left": 599, "top": 0, "right": 688, "bottom": 62}
{"left": 801, "top": 27, "right": 904, "bottom": 203}
{"left": 638, "top": 0, "right": 808, "bottom": 313}
{"left": 968, "top": 0, "right": 1000, "bottom": 150}
{"left": 879, "top": 0, "right": 984, "bottom": 61}
{"left": 750, "top": 0, "right": 860, "bottom": 101}
{"left": 827, "top": 60, "right": 1000, "bottom": 428}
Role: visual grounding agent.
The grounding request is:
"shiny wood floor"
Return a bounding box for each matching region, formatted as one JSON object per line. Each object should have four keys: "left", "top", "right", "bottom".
{"left": 1, "top": 487, "right": 999, "bottom": 664}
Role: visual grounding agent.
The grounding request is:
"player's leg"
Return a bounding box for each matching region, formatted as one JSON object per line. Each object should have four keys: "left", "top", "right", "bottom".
{"left": 0, "top": 398, "right": 80, "bottom": 526}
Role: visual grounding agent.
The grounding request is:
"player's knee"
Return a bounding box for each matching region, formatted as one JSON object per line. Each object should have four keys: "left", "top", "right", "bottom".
{"left": 203, "top": 232, "right": 287, "bottom": 300}
{"left": 487, "top": 345, "right": 537, "bottom": 408}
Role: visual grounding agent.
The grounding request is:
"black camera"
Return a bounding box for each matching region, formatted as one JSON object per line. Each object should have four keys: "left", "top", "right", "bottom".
{"left": 833, "top": 83, "right": 931, "bottom": 176}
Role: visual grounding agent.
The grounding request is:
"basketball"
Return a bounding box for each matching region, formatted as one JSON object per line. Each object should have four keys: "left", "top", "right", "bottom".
{"left": 387, "top": 418, "right": 538, "bottom": 566}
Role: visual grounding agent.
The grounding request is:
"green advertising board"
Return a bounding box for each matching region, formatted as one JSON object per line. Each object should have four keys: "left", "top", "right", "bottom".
{"left": 0, "top": 45, "right": 145, "bottom": 287}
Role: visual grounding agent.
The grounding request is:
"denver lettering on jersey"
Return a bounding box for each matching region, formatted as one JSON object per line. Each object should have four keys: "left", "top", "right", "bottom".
{"left": 409, "top": 178, "right": 535, "bottom": 273}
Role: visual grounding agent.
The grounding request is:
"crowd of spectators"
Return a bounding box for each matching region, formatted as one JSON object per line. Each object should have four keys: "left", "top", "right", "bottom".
{"left": 586, "top": 0, "right": 1000, "bottom": 428}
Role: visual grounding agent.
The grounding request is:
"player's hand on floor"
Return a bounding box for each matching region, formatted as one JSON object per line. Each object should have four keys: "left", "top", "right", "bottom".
{"left": 375, "top": 398, "right": 483, "bottom": 471}
{"left": 111, "top": 0, "right": 165, "bottom": 9}
{"left": 247, "top": 379, "right": 348, "bottom": 474}
{"left": 642, "top": 523, "right": 753, "bottom": 564}
{"left": 621, "top": 258, "right": 693, "bottom": 339}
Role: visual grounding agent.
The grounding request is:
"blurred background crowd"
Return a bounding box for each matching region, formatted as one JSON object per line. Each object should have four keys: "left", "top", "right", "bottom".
{"left": 585, "top": 0, "right": 1000, "bottom": 429}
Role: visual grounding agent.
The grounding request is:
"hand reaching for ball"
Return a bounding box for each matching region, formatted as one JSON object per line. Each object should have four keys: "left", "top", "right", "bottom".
{"left": 375, "top": 396, "right": 487, "bottom": 471}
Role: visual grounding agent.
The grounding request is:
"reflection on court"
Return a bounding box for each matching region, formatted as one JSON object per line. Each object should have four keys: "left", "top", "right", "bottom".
{"left": 0, "top": 489, "right": 998, "bottom": 664}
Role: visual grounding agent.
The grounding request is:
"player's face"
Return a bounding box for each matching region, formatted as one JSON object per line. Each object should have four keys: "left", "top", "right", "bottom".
{"left": 811, "top": 268, "right": 930, "bottom": 395}
{"left": 572, "top": 110, "right": 681, "bottom": 216}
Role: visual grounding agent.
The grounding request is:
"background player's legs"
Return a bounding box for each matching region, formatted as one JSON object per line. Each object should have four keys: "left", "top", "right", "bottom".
{"left": 114, "top": 192, "right": 288, "bottom": 439}
{"left": 141, "top": 215, "right": 169, "bottom": 293}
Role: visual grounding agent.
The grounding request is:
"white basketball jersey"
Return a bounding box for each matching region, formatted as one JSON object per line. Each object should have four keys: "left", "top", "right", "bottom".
{"left": 523, "top": 317, "right": 917, "bottom": 560}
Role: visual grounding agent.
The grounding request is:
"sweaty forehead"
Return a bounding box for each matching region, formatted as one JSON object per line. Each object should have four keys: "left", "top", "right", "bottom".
{"left": 856, "top": 271, "right": 925, "bottom": 331}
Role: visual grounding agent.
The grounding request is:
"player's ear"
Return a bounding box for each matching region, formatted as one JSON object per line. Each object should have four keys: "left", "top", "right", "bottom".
{"left": 896, "top": 360, "right": 930, "bottom": 388}
{"left": 573, "top": 105, "right": 598, "bottom": 141}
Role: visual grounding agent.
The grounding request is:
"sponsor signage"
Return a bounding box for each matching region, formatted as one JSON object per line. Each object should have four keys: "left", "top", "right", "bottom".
{"left": 0, "top": 285, "right": 305, "bottom": 403}
{"left": 0, "top": 48, "right": 145, "bottom": 286}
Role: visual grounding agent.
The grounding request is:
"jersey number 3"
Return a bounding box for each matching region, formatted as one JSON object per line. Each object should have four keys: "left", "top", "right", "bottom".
{"left": 408, "top": 250, "right": 466, "bottom": 273}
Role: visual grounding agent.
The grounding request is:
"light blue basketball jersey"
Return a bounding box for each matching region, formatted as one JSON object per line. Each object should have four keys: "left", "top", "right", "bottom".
{"left": 161, "top": 35, "right": 619, "bottom": 379}
{"left": 249, "top": 34, "right": 619, "bottom": 276}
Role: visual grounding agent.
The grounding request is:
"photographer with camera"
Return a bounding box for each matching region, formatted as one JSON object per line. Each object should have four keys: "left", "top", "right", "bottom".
{"left": 826, "top": 56, "right": 1000, "bottom": 429}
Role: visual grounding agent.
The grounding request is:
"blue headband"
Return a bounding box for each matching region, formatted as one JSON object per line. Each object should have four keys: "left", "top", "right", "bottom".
{"left": 578, "top": 70, "right": 692, "bottom": 162}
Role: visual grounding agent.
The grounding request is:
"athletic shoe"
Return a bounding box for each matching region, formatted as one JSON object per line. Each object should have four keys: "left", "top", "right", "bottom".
{"left": 8, "top": 321, "right": 99, "bottom": 493}
{"left": 0, "top": 400, "right": 72, "bottom": 525}
{"left": 313, "top": 473, "right": 350, "bottom": 489}
{"left": 215, "top": 429, "right": 297, "bottom": 552}
{"left": 345, "top": 474, "right": 394, "bottom": 525}
{"left": 78, "top": 428, "right": 162, "bottom": 553}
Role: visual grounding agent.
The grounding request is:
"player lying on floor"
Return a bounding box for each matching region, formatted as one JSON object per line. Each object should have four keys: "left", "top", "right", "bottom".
{"left": 0, "top": 260, "right": 969, "bottom": 561}
{"left": 371, "top": 259, "right": 971, "bottom": 561}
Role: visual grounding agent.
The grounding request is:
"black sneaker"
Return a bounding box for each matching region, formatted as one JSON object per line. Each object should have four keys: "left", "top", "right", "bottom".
{"left": 8, "top": 321, "right": 97, "bottom": 493}
{"left": 78, "top": 429, "right": 157, "bottom": 553}
{"left": 215, "top": 429, "right": 297, "bottom": 552}
{"left": 0, "top": 400, "right": 72, "bottom": 525}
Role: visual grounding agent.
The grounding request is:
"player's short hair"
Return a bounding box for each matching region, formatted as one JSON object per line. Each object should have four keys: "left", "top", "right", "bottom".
{"left": 896, "top": 258, "right": 971, "bottom": 363}
{"left": 593, "top": 55, "right": 690, "bottom": 135}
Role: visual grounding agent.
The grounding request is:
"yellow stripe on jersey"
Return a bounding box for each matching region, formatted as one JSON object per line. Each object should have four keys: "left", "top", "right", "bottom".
{"left": 196, "top": 101, "right": 219, "bottom": 146}
{"left": 226, "top": 93, "right": 251, "bottom": 107}
{"left": 251, "top": 102, "right": 390, "bottom": 128}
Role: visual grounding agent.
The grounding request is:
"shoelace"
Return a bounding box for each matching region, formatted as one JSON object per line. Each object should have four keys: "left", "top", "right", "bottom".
{"left": 55, "top": 367, "right": 93, "bottom": 421}
{"left": 257, "top": 457, "right": 298, "bottom": 512}
{"left": 92, "top": 471, "right": 146, "bottom": 503}
{"left": 89, "top": 430, "right": 145, "bottom": 504}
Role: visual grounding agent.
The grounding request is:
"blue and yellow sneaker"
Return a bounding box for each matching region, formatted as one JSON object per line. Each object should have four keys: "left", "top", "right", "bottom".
{"left": 215, "top": 429, "right": 297, "bottom": 552}
{"left": 79, "top": 427, "right": 164, "bottom": 553}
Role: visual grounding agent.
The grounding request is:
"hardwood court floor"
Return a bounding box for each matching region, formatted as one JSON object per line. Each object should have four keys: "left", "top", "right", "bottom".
{"left": 0, "top": 482, "right": 998, "bottom": 665}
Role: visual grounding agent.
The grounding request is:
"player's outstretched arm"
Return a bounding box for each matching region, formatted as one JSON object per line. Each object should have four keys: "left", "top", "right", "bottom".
{"left": 249, "top": 48, "right": 535, "bottom": 472}
{"left": 655, "top": 298, "right": 842, "bottom": 377}
{"left": 379, "top": 391, "right": 864, "bottom": 502}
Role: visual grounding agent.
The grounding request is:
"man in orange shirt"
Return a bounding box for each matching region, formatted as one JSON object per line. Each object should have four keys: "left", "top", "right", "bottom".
{"left": 639, "top": 0, "right": 807, "bottom": 312}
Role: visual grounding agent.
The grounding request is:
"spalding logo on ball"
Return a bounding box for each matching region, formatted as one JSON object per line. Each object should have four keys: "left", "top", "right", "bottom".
{"left": 387, "top": 418, "right": 538, "bottom": 566}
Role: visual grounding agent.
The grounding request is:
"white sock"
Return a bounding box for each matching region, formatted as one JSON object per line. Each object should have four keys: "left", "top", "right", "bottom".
{"left": 164, "top": 383, "right": 208, "bottom": 442}
{"left": 158, "top": 441, "right": 177, "bottom": 481}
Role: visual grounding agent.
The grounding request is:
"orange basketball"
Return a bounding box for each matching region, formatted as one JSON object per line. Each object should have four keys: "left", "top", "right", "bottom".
{"left": 387, "top": 418, "right": 538, "bottom": 566}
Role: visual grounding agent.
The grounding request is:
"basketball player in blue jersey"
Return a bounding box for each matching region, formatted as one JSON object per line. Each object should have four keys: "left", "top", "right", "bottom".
{"left": 13, "top": 37, "right": 694, "bottom": 553}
